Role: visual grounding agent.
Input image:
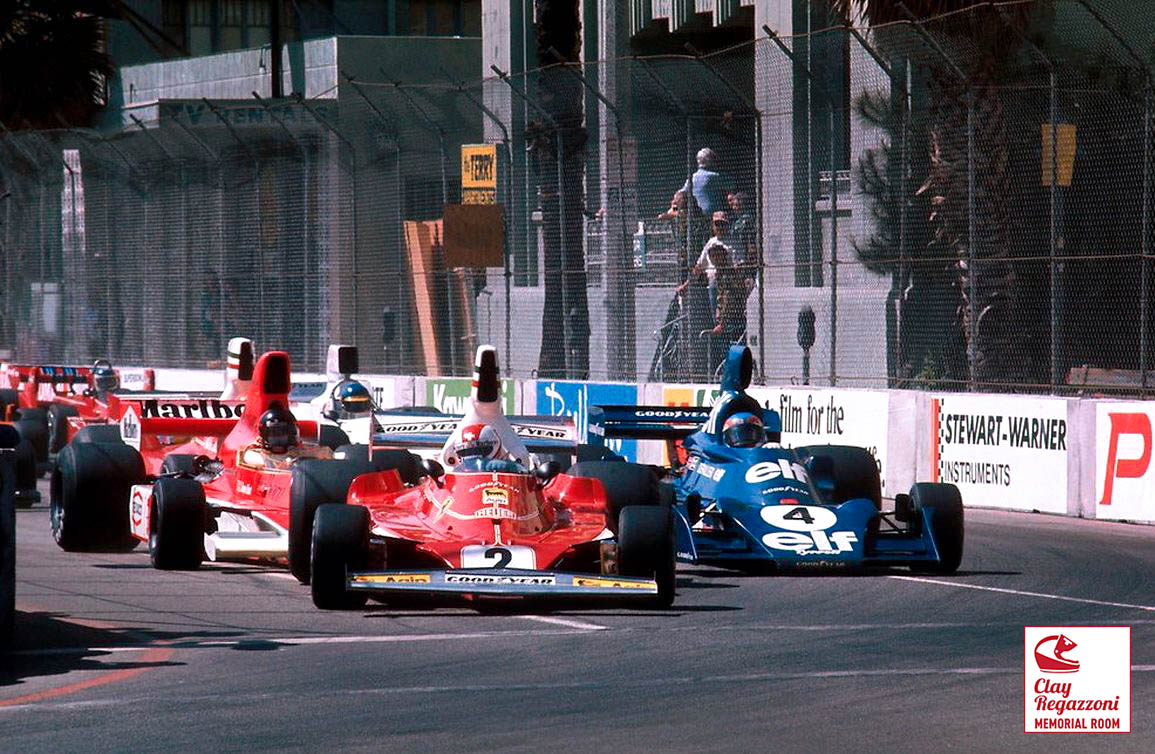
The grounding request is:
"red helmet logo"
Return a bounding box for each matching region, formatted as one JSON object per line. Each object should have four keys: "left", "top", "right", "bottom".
{"left": 1034, "top": 634, "right": 1080, "bottom": 673}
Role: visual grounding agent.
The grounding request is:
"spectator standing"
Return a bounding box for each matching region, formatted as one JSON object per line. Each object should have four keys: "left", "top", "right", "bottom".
{"left": 677, "top": 211, "right": 734, "bottom": 318}
{"left": 679, "top": 148, "right": 730, "bottom": 216}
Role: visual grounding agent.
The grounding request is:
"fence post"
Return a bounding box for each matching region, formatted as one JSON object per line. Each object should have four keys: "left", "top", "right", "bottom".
{"left": 763, "top": 29, "right": 843, "bottom": 386}
{"left": 442, "top": 71, "right": 515, "bottom": 374}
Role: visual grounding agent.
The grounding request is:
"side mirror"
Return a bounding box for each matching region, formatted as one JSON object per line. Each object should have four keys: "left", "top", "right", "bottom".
{"left": 534, "top": 460, "right": 563, "bottom": 485}
{"left": 804, "top": 454, "right": 836, "bottom": 499}
{"left": 421, "top": 458, "right": 444, "bottom": 480}
{"left": 894, "top": 492, "right": 914, "bottom": 523}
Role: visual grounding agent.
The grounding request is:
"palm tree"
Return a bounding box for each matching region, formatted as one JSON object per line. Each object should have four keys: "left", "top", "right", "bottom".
{"left": 835, "top": 0, "right": 1033, "bottom": 388}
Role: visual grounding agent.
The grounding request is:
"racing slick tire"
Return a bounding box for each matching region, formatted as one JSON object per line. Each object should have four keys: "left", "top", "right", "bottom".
{"left": 909, "top": 482, "right": 964, "bottom": 575}
{"left": 13, "top": 414, "right": 49, "bottom": 474}
{"left": 149, "top": 478, "right": 206, "bottom": 570}
{"left": 318, "top": 424, "right": 351, "bottom": 451}
{"left": 331, "top": 445, "right": 424, "bottom": 484}
{"left": 50, "top": 442, "right": 145, "bottom": 551}
{"left": 798, "top": 445, "right": 881, "bottom": 510}
{"left": 13, "top": 438, "right": 38, "bottom": 508}
{"left": 310, "top": 504, "right": 370, "bottom": 610}
{"left": 618, "top": 505, "right": 676, "bottom": 608}
{"left": 289, "top": 457, "right": 392, "bottom": 584}
{"left": 71, "top": 424, "right": 124, "bottom": 445}
{"left": 567, "top": 461, "right": 661, "bottom": 529}
{"left": 47, "top": 404, "right": 79, "bottom": 454}
{"left": 575, "top": 444, "right": 623, "bottom": 463}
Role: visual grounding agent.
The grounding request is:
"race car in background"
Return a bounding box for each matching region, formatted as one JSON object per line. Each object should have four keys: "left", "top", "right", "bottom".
{"left": 0, "top": 359, "right": 156, "bottom": 472}
{"left": 299, "top": 344, "right": 678, "bottom": 610}
{"left": 587, "top": 345, "right": 965, "bottom": 574}
{"left": 47, "top": 349, "right": 409, "bottom": 567}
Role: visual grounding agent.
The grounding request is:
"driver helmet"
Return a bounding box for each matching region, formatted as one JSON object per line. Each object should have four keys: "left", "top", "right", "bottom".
{"left": 331, "top": 380, "right": 372, "bottom": 419}
{"left": 258, "top": 402, "right": 299, "bottom": 453}
{"left": 722, "top": 412, "right": 766, "bottom": 448}
{"left": 451, "top": 423, "right": 502, "bottom": 463}
{"left": 92, "top": 361, "right": 119, "bottom": 393}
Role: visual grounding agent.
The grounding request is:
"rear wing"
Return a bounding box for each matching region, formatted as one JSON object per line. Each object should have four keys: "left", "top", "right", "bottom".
{"left": 586, "top": 406, "right": 712, "bottom": 446}
{"left": 371, "top": 414, "right": 577, "bottom": 455}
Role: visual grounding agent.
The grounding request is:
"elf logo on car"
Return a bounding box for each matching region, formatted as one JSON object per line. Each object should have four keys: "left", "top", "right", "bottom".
{"left": 759, "top": 505, "right": 857, "bottom": 555}
{"left": 745, "top": 460, "right": 809, "bottom": 485}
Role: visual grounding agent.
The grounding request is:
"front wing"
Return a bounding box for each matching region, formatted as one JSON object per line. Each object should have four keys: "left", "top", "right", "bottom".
{"left": 674, "top": 497, "right": 945, "bottom": 569}
{"left": 346, "top": 568, "right": 658, "bottom": 598}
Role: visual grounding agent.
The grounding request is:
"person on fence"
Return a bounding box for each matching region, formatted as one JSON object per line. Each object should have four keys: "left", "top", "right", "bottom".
{"left": 677, "top": 211, "right": 734, "bottom": 317}
{"left": 726, "top": 190, "right": 757, "bottom": 288}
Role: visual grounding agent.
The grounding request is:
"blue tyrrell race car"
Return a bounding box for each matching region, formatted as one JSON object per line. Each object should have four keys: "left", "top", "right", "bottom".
{"left": 588, "top": 346, "right": 964, "bottom": 573}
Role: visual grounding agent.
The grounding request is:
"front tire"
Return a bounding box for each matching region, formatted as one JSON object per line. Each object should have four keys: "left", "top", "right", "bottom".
{"left": 618, "top": 505, "right": 676, "bottom": 608}
{"left": 13, "top": 438, "right": 38, "bottom": 508}
{"left": 149, "top": 478, "right": 206, "bottom": 570}
{"left": 13, "top": 414, "right": 48, "bottom": 474}
{"left": 310, "top": 504, "right": 369, "bottom": 610}
{"left": 798, "top": 445, "right": 882, "bottom": 509}
{"left": 47, "top": 404, "right": 79, "bottom": 455}
{"left": 910, "top": 482, "right": 964, "bottom": 574}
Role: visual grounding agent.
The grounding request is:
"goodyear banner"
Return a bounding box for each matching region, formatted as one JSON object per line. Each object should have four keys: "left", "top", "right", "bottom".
{"left": 537, "top": 381, "right": 638, "bottom": 461}
{"left": 663, "top": 383, "right": 890, "bottom": 495}
{"left": 426, "top": 377, "right": 514, "bottom": 415}
{"left": 931, "top": 395, "right": 1068, "bottom": 514}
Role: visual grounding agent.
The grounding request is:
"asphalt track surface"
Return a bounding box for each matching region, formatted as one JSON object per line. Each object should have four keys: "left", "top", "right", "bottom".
{"left": 5, "top": 477, "right": 1155, "bottom": 752}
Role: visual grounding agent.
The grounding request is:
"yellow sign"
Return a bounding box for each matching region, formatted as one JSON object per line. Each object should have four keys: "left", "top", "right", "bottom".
{"left": 574, "top": 576, "right": 655, "bottom": 590}
{"left": 461, "top": 144, "right": 497, "bottom": 190}
{"left": 1040, "top": 123, "right": 1076, "bottom": 187}
{"left": 352, "top": 573, "right": 432, "bottom": 584}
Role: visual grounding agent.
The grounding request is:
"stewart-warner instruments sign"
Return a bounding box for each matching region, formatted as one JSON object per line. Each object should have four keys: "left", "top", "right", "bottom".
{"left": 662, "top": 384, "right": 890, "bottom": 494}
{"left": 931, "top": 395, "right": 1068, "bottom": 514}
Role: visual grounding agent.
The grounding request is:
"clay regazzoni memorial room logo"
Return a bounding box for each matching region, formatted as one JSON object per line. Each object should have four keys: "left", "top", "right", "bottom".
{"left": 1025, "top": 627, "right": 1130, "bottom": 733}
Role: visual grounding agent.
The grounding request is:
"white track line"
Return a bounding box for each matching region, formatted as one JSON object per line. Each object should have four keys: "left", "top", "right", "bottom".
{"left": 4, "top": 628, "right": 597, "bottom": 657}
{"left": 890, "top": 575, "right": 1155, "bottom": 612}
{"left": 518, "top": 615, "right": 607, "bottom": 630}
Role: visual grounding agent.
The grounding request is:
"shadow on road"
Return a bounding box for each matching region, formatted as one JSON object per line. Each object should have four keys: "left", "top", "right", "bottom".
{"left": 0, "top": 610, "right": 187, "bottom": 689}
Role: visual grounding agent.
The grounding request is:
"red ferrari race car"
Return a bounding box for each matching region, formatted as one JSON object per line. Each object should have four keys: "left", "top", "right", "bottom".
{"left": 0, "top": 359, "right": 156, "bottom": 469}
{"left": 298, "top": 345, "right": 677, "bottom": 610}
{"left": 48, "top": 348, "right": 388, "bottom": 564}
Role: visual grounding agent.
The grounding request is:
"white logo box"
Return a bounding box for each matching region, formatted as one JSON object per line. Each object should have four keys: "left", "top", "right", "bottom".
{"left": 1024, "top": 626, "right": 1130, "bottom": 733}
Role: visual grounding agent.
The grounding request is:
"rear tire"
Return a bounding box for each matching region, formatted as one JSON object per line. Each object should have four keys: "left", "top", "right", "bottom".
{"left": 618, "top": 505, "right": 676, "bottom": 608}
{"left": 289, "top": 457, "right": 390, "bottom": 583}
{"left": 50, "top": 442, "right": 145, "bottom": 551}
{"left": 12, "top": 439, "right": 37, "bottom": 507}
{"left": 149, "top": 478, "right": 205, "bottom": 570}
{"left": 13, "top": 416, "right": 48, "bottom": 473}
{"left": 910, "top": 483, "right": 964, "bottom": 574}
{"left": 798, "top": 445, "right": 881, "bottom": 509}
{"left": 311, "top": 504, "right": 369, "bottom": 610}
{"left": 160, "top": 455, "right": 199, "bottom": 476}
{"left": 332, "top": 445, "right": 424, "bottom": 483}
{"left": 568, "top": 461, "right": 660, "bottom": 528}
{"left": 47, "top": 404, "right": 79, "bottom": 454}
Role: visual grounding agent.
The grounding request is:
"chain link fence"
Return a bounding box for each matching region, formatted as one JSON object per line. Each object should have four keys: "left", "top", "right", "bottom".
{"left": 1, "top": 0, "right": 1152, "bottom": 394}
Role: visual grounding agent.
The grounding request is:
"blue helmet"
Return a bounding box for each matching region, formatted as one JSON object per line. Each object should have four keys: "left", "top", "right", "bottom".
{"left": 722, "top": 412, "right": 765, "bottom": 448}
{"left": 92, "top": 360, "right": 118, "bottom": 393}
{"left": 333, "top": 380, "right": 372, "bottom": 417}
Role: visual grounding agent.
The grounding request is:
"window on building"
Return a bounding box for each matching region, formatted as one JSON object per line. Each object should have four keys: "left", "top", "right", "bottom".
{"left": 162, "top": 0, "right": 188, "bottom": 52}
{"left": 164, "top": 0, "right": 296, "bottom": 56}
{"left": 187, "top": 0, "right": 213, "bottom": 56}
{"left": 792, "top": 0, "right": 850, "bottom": 288}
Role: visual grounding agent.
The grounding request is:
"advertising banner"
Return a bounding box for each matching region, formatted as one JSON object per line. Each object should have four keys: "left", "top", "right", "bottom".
{"left": 1095, "top": 401, "right": 1155, "bottom": 522}
{"left": 662, "top": 384, "right": 890, "bottom": 494}
{"left": 932, "top": 395, "right": 1068, "bottom": 514}
{"left": 426, "top": 377, "right": 515, "bottom": 415}
{"left": 537, "top": 381, "right": 638, "bottom": 461}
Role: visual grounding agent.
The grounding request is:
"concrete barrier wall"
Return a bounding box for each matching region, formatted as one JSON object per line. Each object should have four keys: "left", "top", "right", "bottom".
{"left": 149, "top": 365, "right": 1155, "bottom": 523}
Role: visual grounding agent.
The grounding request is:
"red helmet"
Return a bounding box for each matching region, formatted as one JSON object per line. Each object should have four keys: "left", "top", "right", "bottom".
{"left": 452, "top": 423, "right": 502, "bottom": 462}
{"left": 722, "top": 412, "right": 765, "bottom": 448}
